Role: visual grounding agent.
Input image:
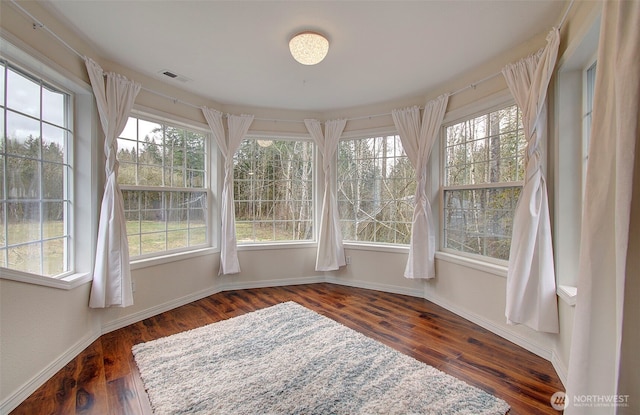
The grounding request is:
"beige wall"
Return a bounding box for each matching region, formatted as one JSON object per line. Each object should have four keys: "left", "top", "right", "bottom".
{"left": 0, "top": 280, "right": 99, "bottom": 409}
{"left": 0, "top": 0, "right": 618, "bottom": 412}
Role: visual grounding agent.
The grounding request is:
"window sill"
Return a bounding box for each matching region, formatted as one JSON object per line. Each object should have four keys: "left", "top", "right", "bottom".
{"left": 237, "top": 241, "right": 316, "bottom": 251}
{"left": 343, "top": 242, "right": 410, "bottom": 254}
{"left": 557, "top": 285, "right": 577, "bottom": 306}
{"left": 435, "top": 251, "right": 508, "bottom": 278}
{"left": 130, "top": 247, "right": 218, "bottom": 270}
{"left": 0, "top": 269, "right": 92, "bottom": 290}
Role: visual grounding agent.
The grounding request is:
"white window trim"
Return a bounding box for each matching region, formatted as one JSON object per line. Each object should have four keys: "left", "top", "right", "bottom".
{"left": 343, "top": 241, "right": 409, "bottom": 254}
{"left": 557, "top": 284, "right": 577, "bottom": 306}
{"left": 438, "top": 92, "right": 521, "bottom": 265}
{"left": 435, "top": 250, "right": 508, "bottom": 278}
{"left": 129, "top": 246, "right": 218, "bottom": 271}
{"left": 0, "top": 34, "right": 97, "bottom": 289}
{"left": 238, "top": 241, "right": 316, "bottom": 251}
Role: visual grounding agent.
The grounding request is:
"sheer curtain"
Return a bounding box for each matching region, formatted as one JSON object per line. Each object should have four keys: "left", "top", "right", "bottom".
{"left": 391, "top": 94, "right": 449, "bottom": 279}
{"left": 304, "top": 119, "right": 347, "bottom": 271}
{"left": 202, "top": 108, "right": 254, "bottom": 275}
{"left": 85, "top": 57, "right": 141, "bottom": 308}
{"left": 565, "top": 1, "right": 639, "bottom": 413}
{"left": 502, "top": 29, "right": 560, "bottom": 333}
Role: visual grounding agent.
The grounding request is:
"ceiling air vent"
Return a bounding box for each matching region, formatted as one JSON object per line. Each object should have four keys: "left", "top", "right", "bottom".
{"left": 158, "top": 69, "right": 191, "bottom": 83}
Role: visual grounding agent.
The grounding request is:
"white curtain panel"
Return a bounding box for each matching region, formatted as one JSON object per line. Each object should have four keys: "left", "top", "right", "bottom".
{"left": 85, "top": 58, "right": 141, "bottom": 308}
{"left": 202, "top": 107, "right": 254, "bottom": 275}
{"left": 502, "top": 29, "right": 560, "bottom": 333}
{"left": 304, "top": 119, "right": 347, "bottom": 271}
{"left": 565, "top": 2, "right": 639, "bottom": 413}
{"left": 391, "top": 94, "right": 449, "bottom": 279}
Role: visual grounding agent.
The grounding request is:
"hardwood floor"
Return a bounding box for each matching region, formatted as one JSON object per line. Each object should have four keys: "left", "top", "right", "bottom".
{"left": 10, "top": 283, "right": 564, "bottom": 414}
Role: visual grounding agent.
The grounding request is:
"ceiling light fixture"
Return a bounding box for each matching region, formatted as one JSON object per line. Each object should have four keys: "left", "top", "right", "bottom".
{"left": 289, "top": 31, "right": 329, "bottom": 65}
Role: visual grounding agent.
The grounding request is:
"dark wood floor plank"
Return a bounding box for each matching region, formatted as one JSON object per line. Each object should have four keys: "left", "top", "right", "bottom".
{"left": 106, "top": 375, "right": 143, "bottom": 415}
{"left": 10, "top": 283, "right": 564, "bottom": 415}
{"left": 101, "top": 332, "right": 131, "bottom": 383}
{"left": 74, "top": 340, "right": 109, "bottom": 414}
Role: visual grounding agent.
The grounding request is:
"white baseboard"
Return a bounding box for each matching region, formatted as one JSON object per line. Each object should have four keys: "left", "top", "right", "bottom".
{"left": 325, "top": 276, "right": 425, "bottom": 299}
{"left": 101, "top": 284, "right": 224, "bottom": 335}
{"left": 216, "top": 276, "right": 325, "bottom": 292}
{"left": 0, "top": 332, "right": 98, "bottom": 415}
{"left": 422, "top": 289, "right": 553, "bottom": 360}
{"left": 551, "top": 351, "right": 568, "bottom": 388}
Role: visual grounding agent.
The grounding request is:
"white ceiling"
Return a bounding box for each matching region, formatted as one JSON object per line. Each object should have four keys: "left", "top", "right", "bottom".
{"left": 42, "top": 0, "right": 568, "bottom": 112}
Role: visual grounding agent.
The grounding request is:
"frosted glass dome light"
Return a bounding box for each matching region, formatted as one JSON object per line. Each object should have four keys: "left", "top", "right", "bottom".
{"left": 289, "top": 32, "right": 329, "bottom": 65}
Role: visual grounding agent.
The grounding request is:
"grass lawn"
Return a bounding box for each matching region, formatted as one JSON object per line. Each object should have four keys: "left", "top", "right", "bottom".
{"left": 3, "top": 220, "right": 207, "bottom": 275}
{"left": 2, "top": 221, "right": 66, "bottom": 276}
{"left": 3, "top": 220, "right": 309, "bottom": 275}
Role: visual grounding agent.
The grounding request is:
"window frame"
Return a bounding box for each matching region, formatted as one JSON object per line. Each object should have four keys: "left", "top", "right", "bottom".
{"left": 439, "top": 96, "right": 523, "bottom": 266}
{"left": 119, "top": 111, "right": 213, "bottom": 262}
{"left": 553, "top": 12, "right": 600, "bottom": 297}
{"left": 234, "top": 134, "right": 316, "bottom": 247}
{"left": 337, "top": 132, "right": 415, "bottom": 247}
{"left": 0, "top": 58, "right": 74, "bottom": 278}
{"left": 0, "top": 35, "right": 96, "bottom": 289}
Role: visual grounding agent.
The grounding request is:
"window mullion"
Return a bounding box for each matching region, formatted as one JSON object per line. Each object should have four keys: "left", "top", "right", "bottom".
{"left": 38, "top": 80, "right": 44, "bottom": 275}
{"left": 443, "top": 181, "right": 524, "bottom": 191}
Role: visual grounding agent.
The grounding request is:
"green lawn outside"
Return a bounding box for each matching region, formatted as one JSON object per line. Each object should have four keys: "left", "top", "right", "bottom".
{"left": 2, "top": 221, "right": 66, "bottom": 276}
{"left": 2, "top": 220, "right": 207, "bottom": 274}
{"left": 127, "top": 220, "right": 207, "bottom": 257}
{"left": 3, "top": 220, "right": 310, "bottom": 275}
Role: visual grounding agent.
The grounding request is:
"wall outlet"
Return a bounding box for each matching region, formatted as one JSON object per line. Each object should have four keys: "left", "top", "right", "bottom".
{"left": 346, "top": 256, "right": 352, "bottom": 265}
{"left": 132, "top": 280, "right": 136, "bottom": 292}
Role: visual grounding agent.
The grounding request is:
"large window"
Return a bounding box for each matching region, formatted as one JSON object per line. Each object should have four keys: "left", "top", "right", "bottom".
{"left": 233, "top": 138, "right": 313, "bottom": 243}
{"left": 1, "top": 60, "right": 72, "bottom": 277}
{"left": 118, "top": 116, "right": 208, "bottom": 258}
{"left": 337, "top": 135, "right": 414, "bottom": 244}
{"left": 442, "top": 104, "right": 524, "bottom": 261}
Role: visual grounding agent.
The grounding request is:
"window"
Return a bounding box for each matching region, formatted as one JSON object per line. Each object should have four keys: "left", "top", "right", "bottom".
{"left": 118, "top": 115, "right": 209, "bottom": 258}
{"left": 442, "top": 104, "right": 524, "bottom": 261}
{"left": 233, "top": 138, "right": 313, "bottom": 243}
{"left": 554, "top": 14, "right": 600, "bottom": 292}
{"left": 337, "top": 135, "right": 414, "bottom": 244}
{"left": 1, "top": 59, "right": 72, "bottom": 277}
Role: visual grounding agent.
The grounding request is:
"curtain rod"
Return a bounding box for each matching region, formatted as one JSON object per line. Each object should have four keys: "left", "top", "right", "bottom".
{"left": 9, "top": 0, "right": 574, "bottom": 125}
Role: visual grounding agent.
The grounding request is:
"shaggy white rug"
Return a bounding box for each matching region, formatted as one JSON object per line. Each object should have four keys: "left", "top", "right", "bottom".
{"left": 132, "top": 301, "right": 509, "bottom": 415}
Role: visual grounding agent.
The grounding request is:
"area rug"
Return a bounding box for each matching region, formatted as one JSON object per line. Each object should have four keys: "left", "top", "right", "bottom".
{"left": 132, "top": 301, "right": 509, "bottom": 415}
